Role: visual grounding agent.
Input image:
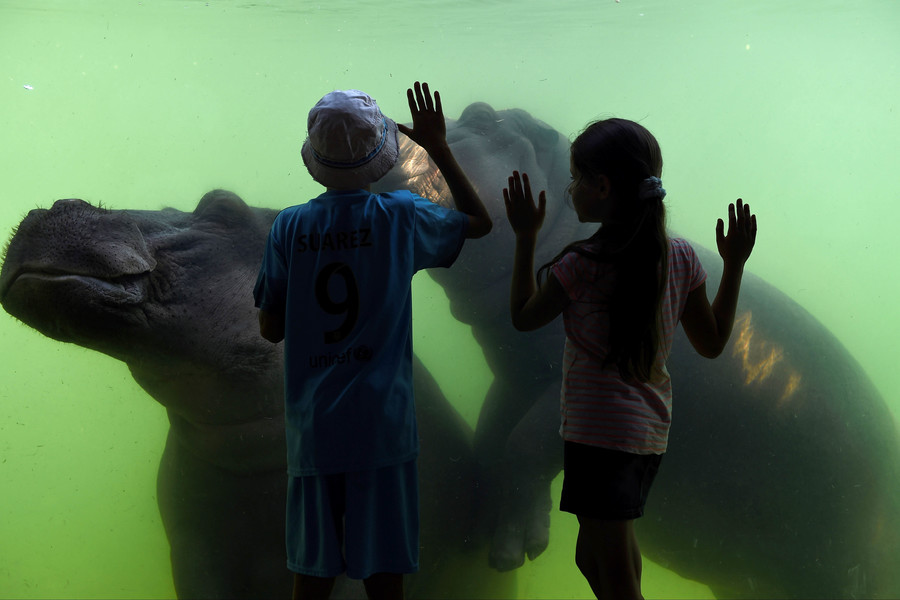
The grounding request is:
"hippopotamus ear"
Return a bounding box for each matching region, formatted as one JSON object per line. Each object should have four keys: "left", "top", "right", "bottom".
{"left": 193, "top": 189, "right": 253, "bottom": 227}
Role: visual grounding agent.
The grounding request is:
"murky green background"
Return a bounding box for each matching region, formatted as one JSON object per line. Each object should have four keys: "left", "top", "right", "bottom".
{"left": 1, "top": 1, "right": 897, "bottom": 598}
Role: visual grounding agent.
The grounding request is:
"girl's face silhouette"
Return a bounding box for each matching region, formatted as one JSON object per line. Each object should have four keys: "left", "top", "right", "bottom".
{"left": 570, "top": 158, "right": 613, "bottom": 224}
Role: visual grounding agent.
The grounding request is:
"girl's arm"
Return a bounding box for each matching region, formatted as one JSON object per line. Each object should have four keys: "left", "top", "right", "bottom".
{"left": 680, "top": 199, "right": 758, "bottom": 358}
{"left": 504, "top": 171, "right": 570, "bottom": 331}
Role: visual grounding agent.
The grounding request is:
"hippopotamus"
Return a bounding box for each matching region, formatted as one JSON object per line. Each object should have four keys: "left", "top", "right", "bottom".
{"left": 0, "top": 189, "right": 513, "bottom": 598}
{"left": 1, "top": 102, "right": 898, "bottom": 599}
{"left": 376, "top": 102, "right": 900, "bottom": 598}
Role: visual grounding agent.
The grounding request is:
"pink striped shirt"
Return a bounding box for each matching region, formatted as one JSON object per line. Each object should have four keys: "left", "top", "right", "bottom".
{"left": 551, "top": 237, "right": 706, "bottom": 455}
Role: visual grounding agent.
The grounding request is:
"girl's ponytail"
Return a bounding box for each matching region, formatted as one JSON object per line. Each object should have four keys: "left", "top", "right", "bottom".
{"left": 544, "top": 119, "right": 669, "bottom": 382}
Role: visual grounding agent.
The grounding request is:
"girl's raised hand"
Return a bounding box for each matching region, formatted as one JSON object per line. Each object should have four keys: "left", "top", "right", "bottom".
{"left": 716, "top": 198, "right": 757, "bottom": 266}
{"left": 504, "top": 171, "right": 547, "bottom": 239}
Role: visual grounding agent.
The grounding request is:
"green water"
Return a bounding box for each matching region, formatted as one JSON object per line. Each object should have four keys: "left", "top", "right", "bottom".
{"left": 1, "top": 1, "right": 897, "bottom": 598}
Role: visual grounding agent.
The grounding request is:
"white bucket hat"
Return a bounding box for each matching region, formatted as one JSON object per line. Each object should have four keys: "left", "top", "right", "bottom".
{"left": 301, "top": 90, "right": 399, "bottom": 189}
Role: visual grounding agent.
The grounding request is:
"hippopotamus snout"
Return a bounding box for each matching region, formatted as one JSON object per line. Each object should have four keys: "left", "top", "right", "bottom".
{"left": 1, "top": 199, "right": 156, "bottom": 294}
{"left": 0, "top": 198, "right": 156, "bottom": 341}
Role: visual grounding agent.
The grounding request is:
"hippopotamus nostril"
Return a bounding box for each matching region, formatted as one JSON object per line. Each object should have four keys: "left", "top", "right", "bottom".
{"left": 0, "top": 198, "right": 159, "bottom": 314}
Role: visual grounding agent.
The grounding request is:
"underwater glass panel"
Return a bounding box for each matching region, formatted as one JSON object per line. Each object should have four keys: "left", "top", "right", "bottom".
{"left": 1, "top": 1, "right": 897, "bottom": 598}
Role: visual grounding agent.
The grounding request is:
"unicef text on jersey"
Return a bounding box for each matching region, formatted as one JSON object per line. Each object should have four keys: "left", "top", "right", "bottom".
{"left": 308, "top": 345, "right": 375, "bottom": 369}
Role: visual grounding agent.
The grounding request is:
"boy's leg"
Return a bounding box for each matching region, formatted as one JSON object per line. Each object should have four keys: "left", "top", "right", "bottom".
{"left": 362, "top": 572, "right": 404, "bottom": 599}
{"left": 344, "top": 461, "right": 418, "bottom": 595}
{"left": 287, "top": 474, "right": 346, "bottom": 600}
{"left": 293, "top": 573, "right": 337, "bottom": 600}
{"left": 574, "top": 515, "right": 643, "bottom": 600}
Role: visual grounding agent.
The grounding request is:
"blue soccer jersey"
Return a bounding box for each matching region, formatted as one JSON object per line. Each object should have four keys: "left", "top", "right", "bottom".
{"left": 254, "top": 189, "right": 468, "bottom": 475}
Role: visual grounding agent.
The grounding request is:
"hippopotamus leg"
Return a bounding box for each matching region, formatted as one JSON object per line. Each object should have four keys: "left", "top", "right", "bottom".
{"left": 375, "top": 102, "right": 583, "bottom": 574}
{"left": 407, "top": 356, "right": 518, "bottom": 598}
{"left": 474, "top": 377, "right": 560, "bottom": 572}
{"left": 156, "top": 429, "right": 292, "bottom": 598}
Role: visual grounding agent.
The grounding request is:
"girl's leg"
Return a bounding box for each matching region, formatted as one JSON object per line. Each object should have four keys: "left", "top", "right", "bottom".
{"left": 575, "top": 515, "right": 643, "bottom": 600}
{"left": 362, "top": 572, "right": 404, "bottom": 599}
{"left": 292, "top": 573, "right": 336, "bottom": 600}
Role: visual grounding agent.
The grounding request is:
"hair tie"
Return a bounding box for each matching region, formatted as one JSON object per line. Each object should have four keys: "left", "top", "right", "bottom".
{"left": 638, "top": 176, "right": 666, "bottom": 202}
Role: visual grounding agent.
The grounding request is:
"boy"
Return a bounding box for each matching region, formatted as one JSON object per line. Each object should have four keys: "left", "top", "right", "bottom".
{"left": 254, "top": 82, "right": 491, "bottom": 599}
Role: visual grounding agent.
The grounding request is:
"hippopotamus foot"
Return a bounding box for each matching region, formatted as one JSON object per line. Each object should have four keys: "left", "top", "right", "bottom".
{"left": 473, "top": 378, "right": 562, "bottom": 572}
{"left": 486, "top": 474, "right": 552, "bottom": 571}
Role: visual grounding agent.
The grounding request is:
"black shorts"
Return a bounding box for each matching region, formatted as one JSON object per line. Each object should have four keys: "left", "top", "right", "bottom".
{"left": 559, "top": 440, "right": 663, "bottom": 520}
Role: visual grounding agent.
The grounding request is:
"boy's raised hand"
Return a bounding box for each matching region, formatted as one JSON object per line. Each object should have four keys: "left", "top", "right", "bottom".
{"left": 716, "top": 198, "right": 757, "bottom": 267}
{"left": 504, "top": 171, "right": 546, "bottom": 239}
{"left": 397, "top": 81, "right": 447, "bottom": 153}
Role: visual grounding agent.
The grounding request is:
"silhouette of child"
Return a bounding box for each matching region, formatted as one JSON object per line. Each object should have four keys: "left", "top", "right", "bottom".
{"left": 255, "top": 82, "right": 491, "bottom": 600}
{"left": 503, "top": 118, "right": 756, "bottom": 599}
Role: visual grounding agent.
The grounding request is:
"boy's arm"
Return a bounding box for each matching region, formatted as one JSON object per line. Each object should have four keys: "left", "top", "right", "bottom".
{"left": 427, "top": 145, "right": 492, "bottom": 238}
{"left": 397, "top": 81, "right": 492, "bottom": 238}
{"left": 258, "top": 309, "right": 285, "bottom": 343}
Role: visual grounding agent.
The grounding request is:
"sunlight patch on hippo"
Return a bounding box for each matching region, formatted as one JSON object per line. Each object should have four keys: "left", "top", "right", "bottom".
{"left": 731, "top": 310, "right": 802, "bottom": 405}
{"left": 392, "top": 135, "right": 452, "bottom": 209}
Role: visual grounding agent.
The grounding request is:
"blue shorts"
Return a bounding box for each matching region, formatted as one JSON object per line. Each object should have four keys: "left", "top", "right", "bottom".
{"left": 286, "top": 460, "right": 419, "bottom": 579}
{"left": 560, "top": 441, "right": 662, "bottom": 520}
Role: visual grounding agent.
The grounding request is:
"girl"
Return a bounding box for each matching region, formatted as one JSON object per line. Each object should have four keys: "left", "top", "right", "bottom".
{"left": 503, "top": 118, "right": 757, "bottom": 599}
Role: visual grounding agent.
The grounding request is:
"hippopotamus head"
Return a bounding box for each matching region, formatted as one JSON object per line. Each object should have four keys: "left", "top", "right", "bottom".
{"left": 0, "top": 190, "right": 284, "bottom": 429}
{"left": 2, "top": 190, "right": 271, "bottom": 356}
{"left": 376, "top": 102, "right": 593, "bottom": 326}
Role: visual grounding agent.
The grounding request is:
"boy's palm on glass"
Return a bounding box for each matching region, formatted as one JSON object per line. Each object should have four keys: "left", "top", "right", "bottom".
{"left": 397, "top": 81, "right": 446, "bottom": 151}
